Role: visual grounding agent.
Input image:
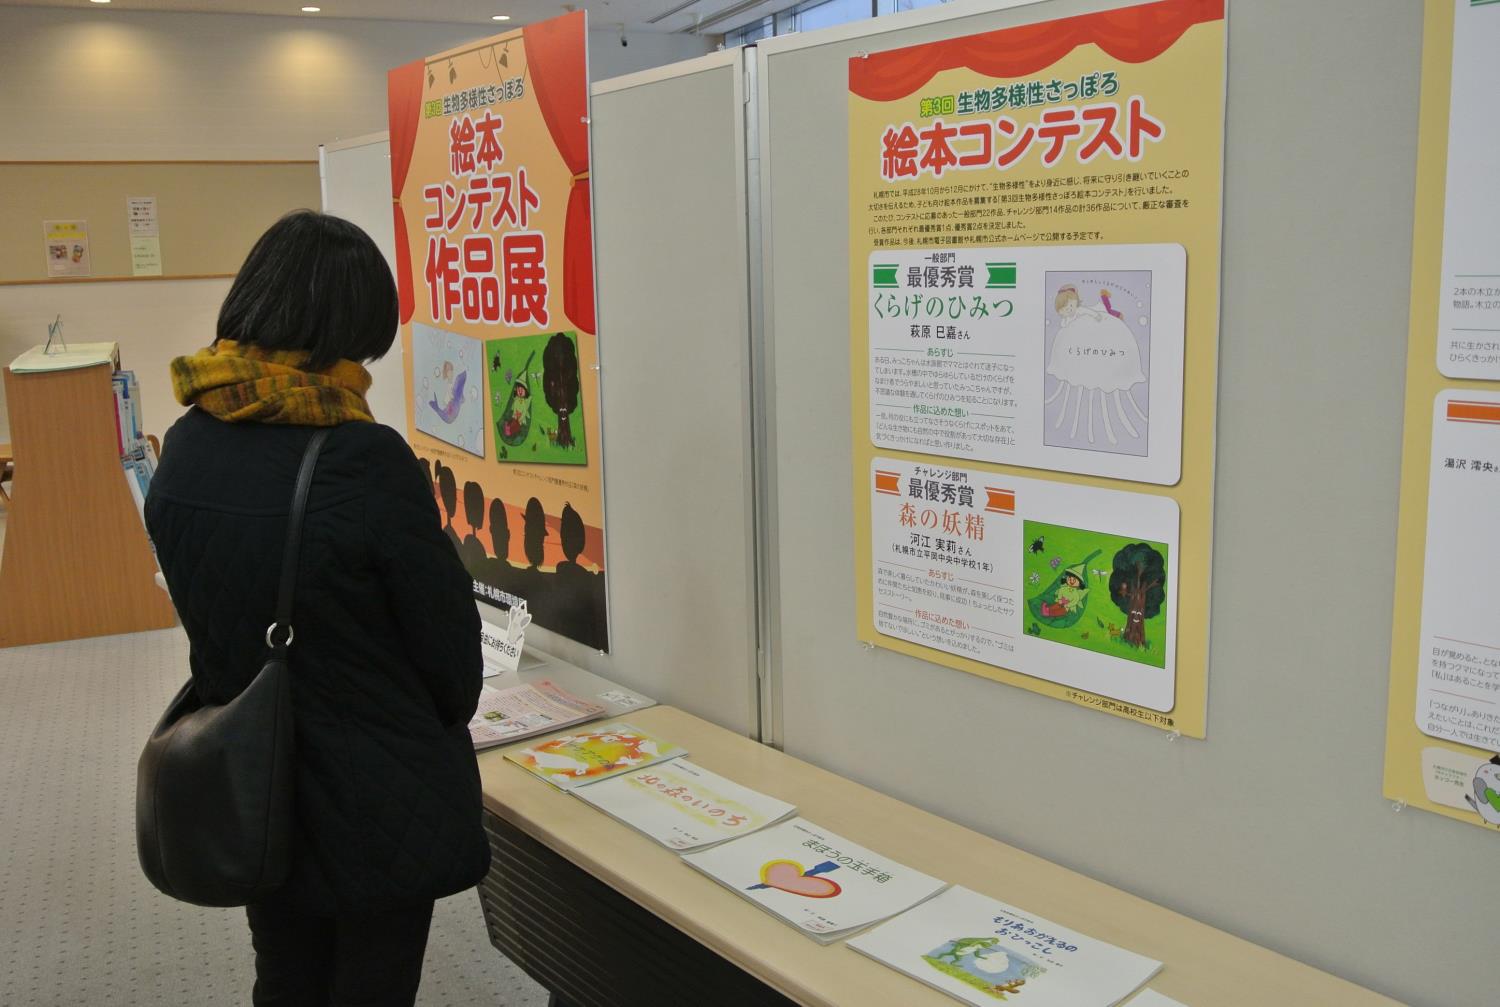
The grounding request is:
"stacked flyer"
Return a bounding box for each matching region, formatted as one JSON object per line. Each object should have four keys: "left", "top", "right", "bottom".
{"left": 506, "top": 720, "right": 1164, "bottom": 1004}
{"left": 112, "top": 369, "right": 157, "bottom": 544}
{"left": 467, "top": 680, "right": 606, "bottom": 750}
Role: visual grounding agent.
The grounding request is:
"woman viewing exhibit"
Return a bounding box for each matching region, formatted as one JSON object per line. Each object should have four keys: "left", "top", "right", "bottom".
{"left": 144, "top": 210, "right": 490, "bottom": 1006}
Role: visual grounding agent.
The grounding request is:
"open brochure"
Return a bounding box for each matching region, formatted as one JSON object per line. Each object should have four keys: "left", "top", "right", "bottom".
{"left": 503, "top": 722, "right": 686, "bottom": 789}
{"left": 680, "top": 817, "right": 946, "bottom": 944}
{"left": 574, "top": 758, "right": 796, "bottom": 851}
{"left": 847, "top": 885, "right": 1162, "bottom": 1006}
{"left": 467, "top": 680, "right": 606, "bottom": 750}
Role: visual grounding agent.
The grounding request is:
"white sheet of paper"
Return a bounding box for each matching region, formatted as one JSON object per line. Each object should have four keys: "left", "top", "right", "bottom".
{"left": 127, "top": 195, "right": 159, "bottom": 236}
{"left": 870, "top": 457, "right": 1180, "bottom": 711}
{"left": 867, "top": 243, "right": 1185, "bottom": 484}
{"left": 10, "top": 341, "right": 118, "bottom": 373}
{"left": 848, "top": 885, "right": 1161, "bottom": 1007}
{"left": 1435, "top": 0, "right": 1500, "bottom": 378}
{"left": 1415, "top": 390, "right": 1500, "bottom": 750}
{"left": 130, "top": 235, "right": 163, "bottom": 276}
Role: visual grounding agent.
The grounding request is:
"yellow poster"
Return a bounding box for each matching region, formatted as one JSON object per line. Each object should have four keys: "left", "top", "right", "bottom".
{"left": 389, "top": 12, "right": 609, "bottom": 651}
{"left": 849, "top": 0, "right": 1225, "bottom": 735}
{"left": 42, "top": 219, "right": 91, "bottom": 278}
{"left": 1385, "top": 0, "right": 1500, "bottom": 832}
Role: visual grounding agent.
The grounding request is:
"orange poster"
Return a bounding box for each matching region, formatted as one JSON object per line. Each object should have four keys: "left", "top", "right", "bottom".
{"left": 388, "top": 12, "right": 608, "bottom": 650}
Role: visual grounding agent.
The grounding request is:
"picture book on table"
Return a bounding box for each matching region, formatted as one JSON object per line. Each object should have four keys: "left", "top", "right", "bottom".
{"left": 574, "top": 758, "right": 796, "bottom": 851}
{"left": 847, "top": 885, "right": 1161, "bottom": 1006}
{"left": 680, "top": 818, "right": 946, "bottom": 943}
{"left": 504, "top": 722, "right": 685, "bottom": 789}
{"left": 466, "top": 680, "right": 605, "bottom": 750}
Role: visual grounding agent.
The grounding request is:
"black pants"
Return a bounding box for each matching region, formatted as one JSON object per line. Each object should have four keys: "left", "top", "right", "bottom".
{"left": 245, "top": 897, "right": 435, "bottom": 1007}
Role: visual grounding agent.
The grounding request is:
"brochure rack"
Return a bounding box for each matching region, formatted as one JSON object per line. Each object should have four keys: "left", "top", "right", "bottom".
{"left": 0, "top": 362, "right": 175, "bottom": 646}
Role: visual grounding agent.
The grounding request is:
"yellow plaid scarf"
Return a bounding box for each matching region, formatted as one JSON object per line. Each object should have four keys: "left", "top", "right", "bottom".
{"left": 171, "top": 340, "right": 374, "bottom": 426}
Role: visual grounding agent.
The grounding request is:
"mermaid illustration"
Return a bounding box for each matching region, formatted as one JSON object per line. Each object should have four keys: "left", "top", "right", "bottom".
{"left": 428, "top": 360, "right": 469, "bottom": 424}
{"left": 1044, "top": 285, "right": 1148, "bottom": 445}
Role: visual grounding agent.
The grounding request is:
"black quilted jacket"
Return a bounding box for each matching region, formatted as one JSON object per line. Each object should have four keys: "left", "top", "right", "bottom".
{"left": 145, "top": 407, "right": 491, "bottom": 913}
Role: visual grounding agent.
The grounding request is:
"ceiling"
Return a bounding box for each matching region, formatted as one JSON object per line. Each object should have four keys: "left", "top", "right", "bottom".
{"left": 0, "top": 0, "right": 746, "bottom": 34}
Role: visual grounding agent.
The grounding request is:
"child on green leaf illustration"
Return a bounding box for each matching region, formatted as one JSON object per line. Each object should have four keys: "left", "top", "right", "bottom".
{"left": 1028, "top": 550, "right": 1100, "bottom": 628}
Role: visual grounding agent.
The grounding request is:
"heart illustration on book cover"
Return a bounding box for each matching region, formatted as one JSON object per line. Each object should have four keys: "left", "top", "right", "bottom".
{"left": 747, "top": 859, "right": 842, "bottom": 898}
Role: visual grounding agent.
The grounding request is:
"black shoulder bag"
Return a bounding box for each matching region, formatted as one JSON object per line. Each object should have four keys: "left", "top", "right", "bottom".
{"left": 136, "top": 428, "right": 331, "bottom": 907}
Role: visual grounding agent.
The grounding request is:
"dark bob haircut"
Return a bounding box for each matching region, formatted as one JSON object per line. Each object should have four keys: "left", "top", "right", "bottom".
{"left": 216, "top": 209, "right": 398, "bottom": 369}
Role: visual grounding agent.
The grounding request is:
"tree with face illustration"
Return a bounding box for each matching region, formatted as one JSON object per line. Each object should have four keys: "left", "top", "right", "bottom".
{"left": 1109, "top": 542, "right": 1165, "bottom": 650}
{"left": 542, "top": 333, "right": 580, "bottom": 450}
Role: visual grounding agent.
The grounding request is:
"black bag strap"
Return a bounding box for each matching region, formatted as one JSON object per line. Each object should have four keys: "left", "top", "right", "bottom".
{"left": 265, "top": 428, "right": 332, "bottom": 657}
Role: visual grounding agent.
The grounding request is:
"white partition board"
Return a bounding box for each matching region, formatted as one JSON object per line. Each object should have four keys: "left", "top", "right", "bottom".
{"left": 507, "top": 51, "right": 760, "bottom": 737}
{"left": 315, "top": 56, "right": 760, "bottom": 737}
{"left": 758, "top": 2, "right": 1491, "bottom": 1005}
{"left": 319, "top": 133, "right": 406, "bottom": 431}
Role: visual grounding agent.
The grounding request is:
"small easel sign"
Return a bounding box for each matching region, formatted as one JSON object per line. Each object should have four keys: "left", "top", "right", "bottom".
{"left": 480, "top": 599, "right": 531, "bottom": 676}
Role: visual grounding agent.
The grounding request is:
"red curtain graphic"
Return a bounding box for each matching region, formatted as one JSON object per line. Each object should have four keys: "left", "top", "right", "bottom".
{"left": 387, "top": 58, "right": 425, "bottom": 325}
{"left": 849, "top": 0, "right": 1223, "bottom": 102}
{"left": 523, "top": 12, "right": 596, "bottom": 336}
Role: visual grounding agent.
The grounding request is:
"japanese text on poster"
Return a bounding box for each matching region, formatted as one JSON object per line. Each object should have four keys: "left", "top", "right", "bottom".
{"left": 849, "top": 0, "right": 1225, "bottom": 735}
{"left": 389, "top": 12, "right": 610, "bottom": 651}
{"left": 1385, "top": 0, "right": 1500, "bottom": 834}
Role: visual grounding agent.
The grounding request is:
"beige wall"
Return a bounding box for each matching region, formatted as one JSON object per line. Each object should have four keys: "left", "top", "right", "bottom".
{"left": 0, "top": 278, "right": 229, "bottom": 445}
{"left": 0, "top": 7, "right": 714, "bottom": 160}
{"left": 0, "top": 4, "right": 712, "bottom": 440}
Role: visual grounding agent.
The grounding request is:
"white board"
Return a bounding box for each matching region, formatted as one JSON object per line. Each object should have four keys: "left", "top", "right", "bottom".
{"left": 316, "top": 55, "right": 761, "bottom": 737}
{"left": 755, "top": 2, "right": 1495, "bottom": 1006}
{"left": 319, "top": 132, "right": 407, "bottom": 431}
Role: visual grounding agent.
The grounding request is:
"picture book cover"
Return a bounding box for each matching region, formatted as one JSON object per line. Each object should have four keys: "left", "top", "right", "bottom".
{"left": 467, "top": 680, "right": 605, "bottom": 750}
{"left": 848, "top": 885, "right": 1161, "bottom": 1005}
{"left": 504, "top": 722, "right": 686, "bottom": 790}
{"left": 680, "top": 818, "right": 946, "bottom": 943}
{"left": 574, "top": 759, "right": 796, "bottom": 851}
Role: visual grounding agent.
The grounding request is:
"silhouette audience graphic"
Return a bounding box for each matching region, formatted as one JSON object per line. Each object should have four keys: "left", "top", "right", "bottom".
{"left": 417, "top": 458, "right": 608, "bottom": 650}
{"left": 459, "top": 481, "right": 489, "bottom": 572}
{"left": 433, "top": 461, "right": 461, "bottom": 553}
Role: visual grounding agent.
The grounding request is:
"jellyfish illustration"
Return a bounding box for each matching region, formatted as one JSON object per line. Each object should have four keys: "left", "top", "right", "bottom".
{"left": 1043, "top": 285, "right": 1148, "bottom": 446}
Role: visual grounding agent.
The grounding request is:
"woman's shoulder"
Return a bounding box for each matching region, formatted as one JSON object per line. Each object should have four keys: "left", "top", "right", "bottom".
{"left": 327, "top": 419, "right": 419, "bottom": 467}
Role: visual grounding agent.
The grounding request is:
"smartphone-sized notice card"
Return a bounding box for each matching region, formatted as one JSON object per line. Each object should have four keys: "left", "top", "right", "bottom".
{"left": 575, "top": 759, "right": 796, "bottom": 851}
{"left": 848, "top": 886, "right": 1161, "bottom": 1007}
{"left": 680, "top": 818, "right": 946, "bottom": 944}
{"left": 504, "top": 722, "right": 685, "bottom": 790}
{"left": 1416, "top": 390, "right": 1500, "bottom": 752}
